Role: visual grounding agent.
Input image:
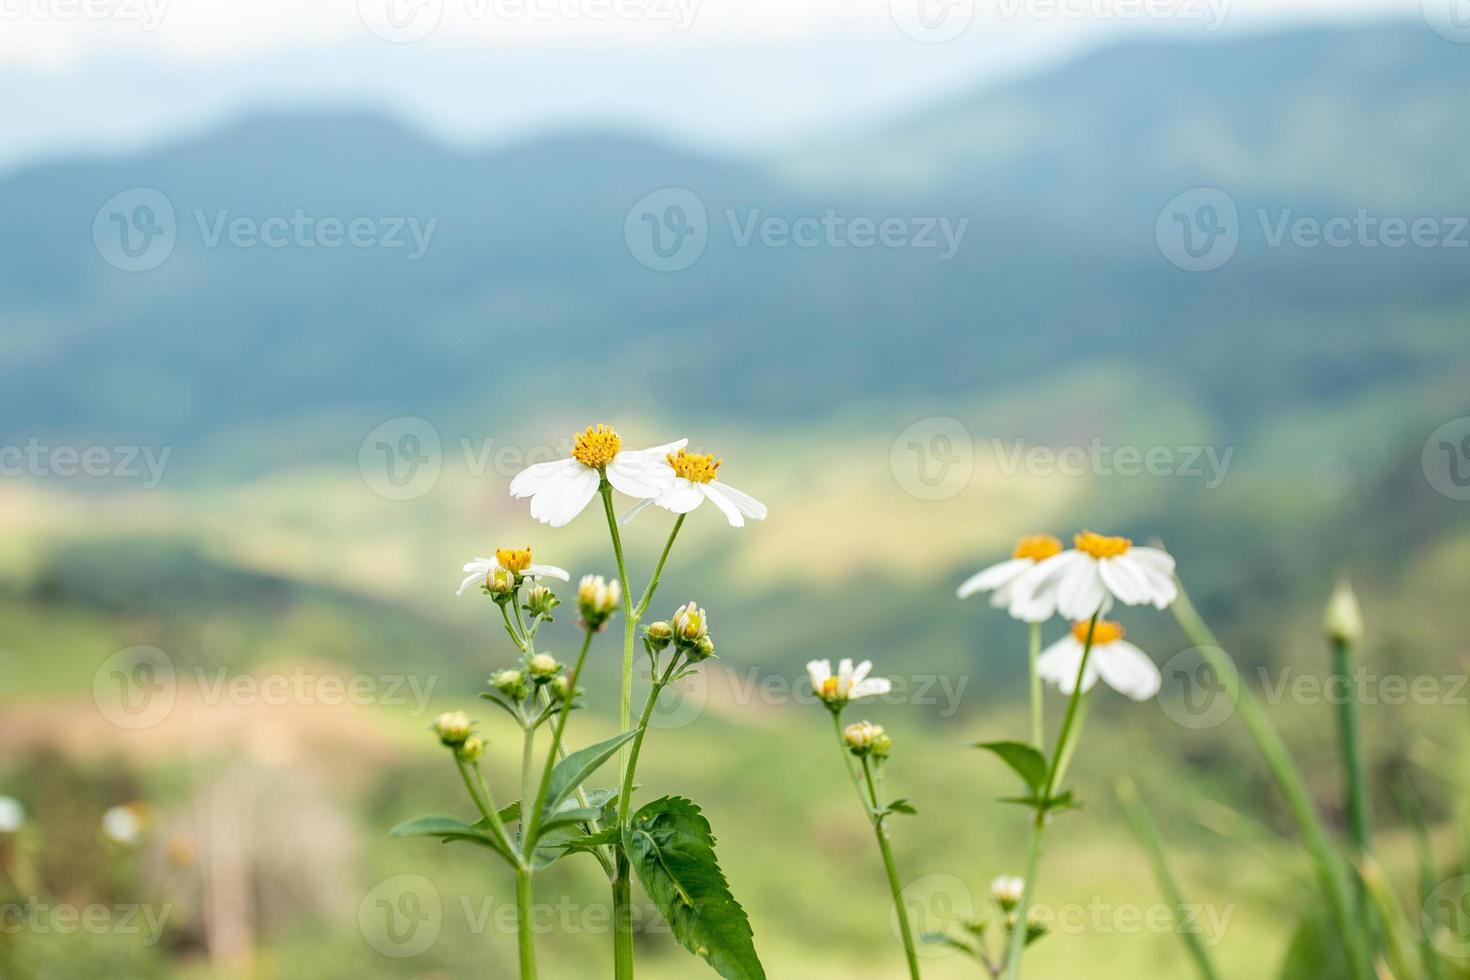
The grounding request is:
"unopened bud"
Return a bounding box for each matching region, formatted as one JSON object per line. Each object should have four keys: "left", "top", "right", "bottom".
{"left": 550, "top": 675, "right": 572, "bottom": 702}
{"left": 644, "top": 621, "right": 674, "bottom": 653}
{"left": 1324, "top": 578, "right": 1364, "bottom": 645}
{"left": 433, "top": 711, "right": 473, "bottom": 747}
{"left": 843, "top": 720, "right": 886, "bottom": 756}
{"left": 672, "top": 601, "right": 709, "bottom": 647}
{"left": 687, "top": 635, "right": 716, "bottom": 663}
{"left": 991, "top": 876, "right": 1025, "bottom": 911}
{"left": 528, "top": 653, "right": 561, "bottom": 681}
{"left": 491, "top": 669, "right": 529, "bottom": 701}
{"left": 577, "top": 575, "right": 621, "bottom": 630}
{"left": 457, "top": 736, "right": 485, "bottom": 763}
{"left": 524, "top": 585, "right": 559, "bottom": 618}
{"left": 486, "top": 566, "right": 515, "bottom": 598}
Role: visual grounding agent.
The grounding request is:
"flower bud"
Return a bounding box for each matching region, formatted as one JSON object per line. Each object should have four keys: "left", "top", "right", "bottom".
{"left": 871, "top": 732, "right": 893, "bottom": 759}
{"left": 550, "top": 675, "right": 572, "bottom": 702}
{"left": 672, "top": 601, "right": 708, "bottom": 647}
{"left": 1323, "top": 578, "right": 1364, "bottom": 646}
{"left": 524, "top": 585, "right": 559, "bottom": 618}
{"left": 433, "top": 710, "right": 473, "bottom": 747}
{"left": 491, "top": 669, "right": 529, "bottom": 701}
{"left": 644, "top": 621, "right": 674, "bottom": 653}
{"left": 528, "top": 653, "right": 561, "bottom": 682}
{"left": 687, "top": 635, "right": 716, "bottom": 663}
{"left": 457, "top": 735, "right": 485, "bottom": 763}
{"left": 843, "top": 720, "right": 886, "bottom": 756}
{"left": 486, "top": 566, "right": 516, "bottom": 598}
{"left": 991, "top": 875, "right": 1025, "bottom": 911}
{"left": 577, "top": 575, "right": 621, "bottom": 630}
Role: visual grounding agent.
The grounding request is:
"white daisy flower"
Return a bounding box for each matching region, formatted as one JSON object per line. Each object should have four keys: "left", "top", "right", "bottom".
{"left": 623, "top": 448, "right": 767, "bottom": 528}
{"left": 102, "top": 804, "right": 146, "bottom": 845}
{"left": 456, "top": 547, "right": 570, "bottom": 597}
{"left": 991, "top": 875, "right": 1025, "bottom": 908}
{"left": 510, "top": 424, "right": 686, "bottom": 528}
{"left": 957, "top": 534, "right": 1064, "bottom": 622}
{"left": 807, "top": 658, "right": 892, "bottom": 707}
{"left": 1036, "top": 620, "right": 1161, "bottom": 701}
{"left": 1010, "top": 531, "right": 1178, "bottom": 621}
{"left": 0, "top": 796, "right": 24, "bottom": 834}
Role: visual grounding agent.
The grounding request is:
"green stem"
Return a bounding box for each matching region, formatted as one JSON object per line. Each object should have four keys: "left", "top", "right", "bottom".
{"left": 1003, "top": 612, "right": 1099, "bottom": 980}
{"left": 619, "top": 657, "right": 682, "bottom": 825}
{"left": 1028, "top": 622, "right": 1043, "bottom": 750}
{"left": 1116, "top": 777, "right": 1222, "bottom": 980}
{"left": 521, "top": 723, "right": 535, "bottom": 846}
{"left": 1171, "top": 587, "right": 1372, "bottom": 980}
{"left": 599, "top": 483, "right": 635, "bottom": 758}
{"left": 633, "top": 514, "right": 685, "bottom": 619}
{"left": 515, "top": 866, "right": 538, "bottom": 980}
{"left": 831, "top": 711, "right": 870, "bottom": 812}
{"left": 525, "top": 629, "right": 596, "bottom": 848}
{"left": 1330, "top": 637, "right": 1372, "bottom": 858}
{"left": 862, "top": 757, "right": 922, "bottom": 980}
{"left": 613, "top": 856, "right": 635, "bottom": 980}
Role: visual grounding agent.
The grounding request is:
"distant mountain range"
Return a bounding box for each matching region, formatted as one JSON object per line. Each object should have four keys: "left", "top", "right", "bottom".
{"left": 1, "top": 20, "right": 1467, "bottom": 471}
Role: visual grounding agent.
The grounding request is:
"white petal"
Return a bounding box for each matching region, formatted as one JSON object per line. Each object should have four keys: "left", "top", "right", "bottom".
{"left": 456, "top": 571, "right": 484, "bottom": 596}
{"left": 510, "top": 457, "right": 582, "bottom": 498}
{"left": 655, "top": 480, "right": 706, "bottom": 514}
{"left": 1120, "top": 550, "right": 1179, "bottom": 608}
{"left": 699, "top": 483, "right": 745, "bottom": 527}
{"left": 807, "top": 659, "right": 832, "bottom": 690}
{"left": 850, "top": 660, "right": 873, "bottom": 687}
{"left": 540, "top": 468, "right": 601, "bottom": 527}
{"left": 1128, "top": 547, "right": 1177, "bottom": 576}
{"left": 957, "top": 558, "right": 1031, "bottom": 600}
{"left": 621, "top": 438, "right": 689, "bottom": 462}
{"left": 1036, "top": 637, "right": 1099, "bottom": 695}
{"left": 1099, "top": 556, "right": 1151, "bottom": 606}
{"left": 1010, "top": 552, "right": 1081, "bottom": 612}
{"left": 1094, "top": 641, "right": 1162, "bottom": 701}
{"left": 606, "top": 456, "right": 674, "bottom": 499}
{"left": 851, "top": 677, "right": 892, "bottom": 700}
{"left": 527, "top": 563, "right": 571, "bottom": 582}
{"left": 710, "top": 481, "right": 767, "bottom": 521}
{"left": 838, "top": 658, "right": 854, "bottom": 686}
{"left": 1056, "top": 559, "right": 1112, "bottom": 620}
{"left": 462, "top": 558, "right": 496, "bottom": 573}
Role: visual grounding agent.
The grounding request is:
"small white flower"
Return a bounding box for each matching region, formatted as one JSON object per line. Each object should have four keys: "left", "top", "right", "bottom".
{"left": 102, "top": 804, "right": 144, "bottom": 845}
{"left": 807, "top": 658, "right": 892, "bottom": 706}
{"left": 457, "top": 547, "right": 570, "bottom": 597}
{"left": 957, "top": 534, "right": 1064, "bottom": 622}
{"left": 991, "top": 875, "right": 1025, "bottom": 907}
{"left": 0, "top": 796, "right": 24, "bottom": 834}
{"left": 1010, "top": 532, "right": 1178, "bottom": 621}
{"left": 510, "top": 424, "right": 685, "bottom": 528}
{"left": 1036, "top": 620, "right": 1161, "bottom": 701}
{"left": 624, "top": 448, "right": 766, "bottom": 528}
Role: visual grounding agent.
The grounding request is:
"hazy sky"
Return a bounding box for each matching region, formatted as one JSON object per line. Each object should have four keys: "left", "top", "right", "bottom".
{"left": 0, "top": 0, "right": 1427, "bottom": 170}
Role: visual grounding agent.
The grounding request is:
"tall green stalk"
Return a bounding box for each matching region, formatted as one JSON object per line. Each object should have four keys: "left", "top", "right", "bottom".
{"left": 515, "top": 867, "right": 538, "bottom": 980}
{"left": 1329, "top": 635, "right": 1372, "bottom": 858}
{"left": 861, "top": 757, "right": 922, "bottom": 980}
{"left": 1170, "top": 587, "right": 1372, "bottom": 980}
{"left": 1002, "top": 613, "right": 1099, "bottom": 980}
{"left": 1028, "top": 622, "right": 1044, "bottom": 750}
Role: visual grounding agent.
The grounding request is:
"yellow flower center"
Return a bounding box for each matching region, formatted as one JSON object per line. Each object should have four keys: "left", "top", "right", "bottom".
{"left": 1072, "top": 620, "right": 1125, "bottom": 645}
{"left": 571, "top": 424, "right": 622, "bottom": 469}
{"left": 496, "top": 547, "right": 533, "bottom": 573}
{"left": 1013, "top": 534, "right": 1063, "bottom": 561}
{"left": 1074, "top": 531, "right": 1132, "bottom": 559}
{"left": 667, "top": 448, "right": 722, "bottom": 484}
{"left": 821, "top": 677, "right": 841, "bottom": 698}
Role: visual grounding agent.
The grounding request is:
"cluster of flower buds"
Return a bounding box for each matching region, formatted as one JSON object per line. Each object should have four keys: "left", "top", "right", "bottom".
{"left": 433, "top": 711, "right": 473, "bottom": 748}
{"left": 671, "top": 601, "right": 716, "bottom": 662}
{"left": 577, "top": 575, "right": 621, "bottom": 631}
{"left": 843, "top": 720, "right": 892, "bottom": 759}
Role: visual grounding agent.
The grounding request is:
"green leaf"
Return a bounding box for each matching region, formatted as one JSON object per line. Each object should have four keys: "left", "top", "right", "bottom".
{"left": 921, "top": 933, "right": 981, "bottom": 961}
{"left": 1277, "top": 911, "right": 1349, "bottom": 980}
{"left": 627, "top": 796, "right": 766, "bottom": 980}
{"left": 975, "top": 741, "right": 1048, "bottom": 794}
{"left": 390, "top": 815, "right": 514, "bottom": 863}
{"left": 563, "top": 826, "right": 620, "bottom": 853}
{"left": 541, "top": 731, "right": 638, "bottom": 820}
{"left": 885, "top": 799, "right": 918, "bottom": 816}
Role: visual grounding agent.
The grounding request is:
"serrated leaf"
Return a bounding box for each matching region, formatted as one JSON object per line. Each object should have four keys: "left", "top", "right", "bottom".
{"left": 540, "top": 731, "right": 638, "bottom": 823}
{"left": 627, "top": 796, "right": 766, "bottom": 980}
{"left": 975, "top": 741, "right": 1048, "bottom": 794}
{"left": 390, "top": 815, "right": 514, "bottom": 863}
